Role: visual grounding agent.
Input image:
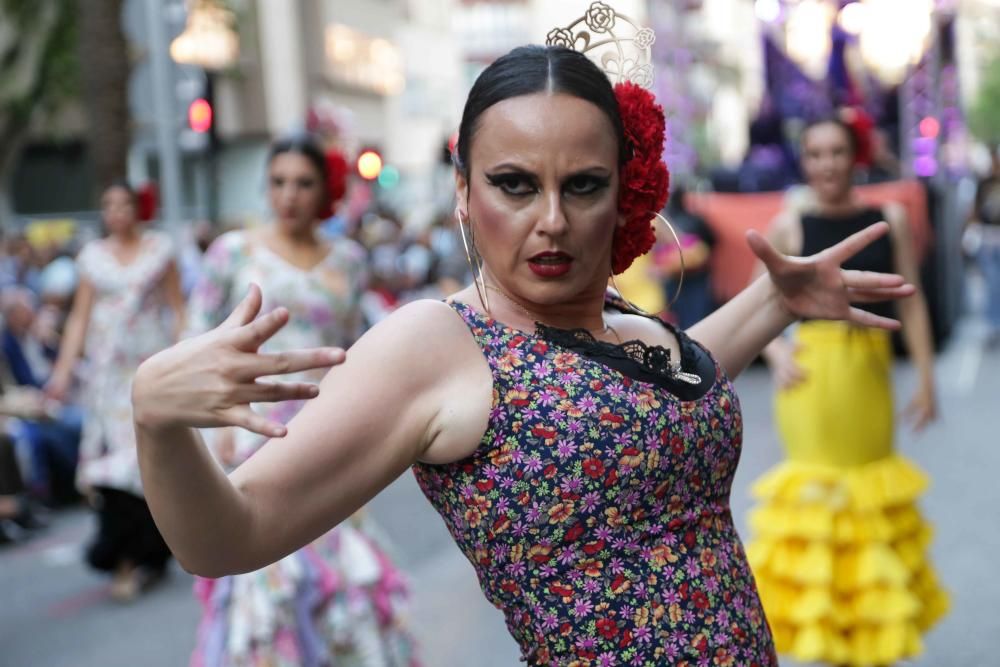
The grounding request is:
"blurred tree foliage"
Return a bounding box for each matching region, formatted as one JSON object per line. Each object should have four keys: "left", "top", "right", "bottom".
{"left": 0, "top": 0, "right": 78, "bottom": 223}
{"left": 969, "top": 51, "right": 1000, "bottom": 147}
{"left": 75, "top": 0, "right": 130, "bottom": 195}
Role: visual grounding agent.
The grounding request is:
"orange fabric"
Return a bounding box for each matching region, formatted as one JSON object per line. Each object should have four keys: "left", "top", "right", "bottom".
{"left": 685, "top": 180, "right": 932, "bottom": 303}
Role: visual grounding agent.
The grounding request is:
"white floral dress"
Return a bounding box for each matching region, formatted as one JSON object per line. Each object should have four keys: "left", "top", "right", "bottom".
{"left": 75, "top": 230, "right": 176, "bottom": 496}
{"left": 186, "top": 230, "right": 419, "bottom": 667}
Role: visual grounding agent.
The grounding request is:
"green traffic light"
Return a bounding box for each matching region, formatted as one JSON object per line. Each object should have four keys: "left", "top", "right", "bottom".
{"left": 377, "top": 165, "right": 400, "bottom": 188}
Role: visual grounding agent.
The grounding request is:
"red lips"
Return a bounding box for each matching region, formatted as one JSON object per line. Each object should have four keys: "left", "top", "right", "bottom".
{"left": 528, "top": 251, "right": 573, "bottom": 278}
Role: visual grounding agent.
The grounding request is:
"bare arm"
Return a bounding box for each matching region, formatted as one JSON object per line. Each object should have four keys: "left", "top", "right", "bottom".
{"left": 688, "top": 223, "right": 914, "bottom": 379}
{"left": 46, "top": 278, "right": 96, "bottom": 399}
{"left": 886, "top": 204, "right": 937, "bottom": 430}
{"left": 162, "top": 260, "right": 187, "bottom": 341}
{"left": 687, "top": 275, "right": 794, "bottom": 380}
{"left": 688, "top": 211, "right": 798, "bottom": 378}
{"left": 134, "top": 289, "right": 473, "bottom": 576}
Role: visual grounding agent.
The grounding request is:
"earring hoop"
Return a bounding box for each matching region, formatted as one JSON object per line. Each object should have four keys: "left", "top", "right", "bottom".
{"left": 609, "top": 272, "right": 649, "bottom": 316}
{"left": 653, "top": 211, "right": 685, "bottom": 308}
{"left": 457, "top": 211, "right": 490, "bottom": 314}
{"left": 609, "top": 212, "right": 685, "bottom": 315}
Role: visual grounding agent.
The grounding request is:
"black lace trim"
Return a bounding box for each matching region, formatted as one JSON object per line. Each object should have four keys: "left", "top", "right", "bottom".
{"left": 535, "top": 323, "right": 687, "bottom": 380}
{"left": 450, "top": 297, "right": 717, "bottom": 400}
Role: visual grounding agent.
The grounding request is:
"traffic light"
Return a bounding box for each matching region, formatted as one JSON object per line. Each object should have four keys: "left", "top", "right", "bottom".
{"left": 175, "top": 67, "right": 214, "bottom": 153}
{"left": 188, "top": 97, "right": 213, "bottom": 134}
{"left": 356, "top": 149, "right": 383, "bottom": 180}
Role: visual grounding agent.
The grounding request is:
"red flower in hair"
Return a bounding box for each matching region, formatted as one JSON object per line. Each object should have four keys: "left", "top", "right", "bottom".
{"left": 840, "top": 106, "right": 874, "bottom": 167}
{"left": 136, "top": 182, "right": 158, "bottom": 222}
{"left": 320, "top": 150, "right": 349, "bottom": 218}
{"left": 612, "top": 82, "right": 670, "bottom": 274}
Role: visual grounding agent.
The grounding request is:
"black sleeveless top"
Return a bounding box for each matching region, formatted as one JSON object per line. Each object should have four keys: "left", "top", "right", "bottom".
{"left": 801, "top": 207, "right": 896, "bottom": 320}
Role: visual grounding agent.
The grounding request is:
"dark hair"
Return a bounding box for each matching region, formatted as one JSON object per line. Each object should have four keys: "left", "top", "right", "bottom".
{"left": 800, "top": 117, "right": 859, "bottom": 158}
{"left": 454, "top": 45, "right": 628, "bottom": 176}
{"left": 268, "top": 133, "right": 329, "bottom": 182}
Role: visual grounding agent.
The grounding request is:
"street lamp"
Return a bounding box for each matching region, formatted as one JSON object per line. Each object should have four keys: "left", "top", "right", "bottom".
{"left": 856, "top": 0, "right": 934, "bottom": 87}
{"left": 169, "top": 0, "right": 239, "bottom": 71}
{"left": 761, "top": 0, "right": 936, "bottom": 87}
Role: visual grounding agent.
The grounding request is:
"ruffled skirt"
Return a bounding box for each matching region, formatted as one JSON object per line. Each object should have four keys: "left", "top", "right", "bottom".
{"left": 191, "top": 516, "right": 419, "bottom": 667}
{"left": 747, "top": 322, "right": 948, "bottom": 666}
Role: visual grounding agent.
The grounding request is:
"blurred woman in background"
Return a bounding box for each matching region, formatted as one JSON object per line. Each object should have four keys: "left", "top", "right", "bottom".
{"left": 748, "top": 118, "right": 948, "bottom": 666}
{"left": 46, "top": 182, "right": 184, "bottom": 600}
{"left": 185, "top": 134, "right": 418, "bottom": 667}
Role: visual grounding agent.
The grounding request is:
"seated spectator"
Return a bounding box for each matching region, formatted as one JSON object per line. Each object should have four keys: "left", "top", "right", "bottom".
{"left": 0, "top": 422, "right": 48, "bottom": 544}
{"left": 0, "top": 287, "right": 82, "bottom": 505}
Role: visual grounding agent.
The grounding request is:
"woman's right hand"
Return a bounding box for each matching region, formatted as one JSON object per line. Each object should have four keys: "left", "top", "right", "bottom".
{"left": 43, "top": 369, "right": 72, "bottom": 403}
{"left": 763, "top": 337, "right": 807, "bottom": 390}
{"left": 132, "top": 284, "right": 345, "bottom": 438}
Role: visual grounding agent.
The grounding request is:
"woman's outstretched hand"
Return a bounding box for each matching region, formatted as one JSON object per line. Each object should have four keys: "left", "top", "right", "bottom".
{"left": 132, "top": 284, "right": 345, "bottom": 438}
{"left": 747, "top": 221, "right": 915, "bottom": 329}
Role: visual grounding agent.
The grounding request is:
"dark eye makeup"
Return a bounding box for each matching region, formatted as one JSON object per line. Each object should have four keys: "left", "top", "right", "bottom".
{"left": 484, "top": 171, "right": 610, "bottom": 197}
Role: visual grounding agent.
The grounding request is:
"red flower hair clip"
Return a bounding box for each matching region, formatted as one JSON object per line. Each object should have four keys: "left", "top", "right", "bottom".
{"left": 136, "top": 182, "right": 159, "bottom": 222}
{"left": 612, "top": 82, "right": 669, "bottom": 275}
{"left": 320, "top": 149, "right": 349, "bottom": 219}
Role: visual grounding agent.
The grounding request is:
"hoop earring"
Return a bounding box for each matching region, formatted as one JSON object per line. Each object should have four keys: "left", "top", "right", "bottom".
{"left": 609, "top": 212, "right": 685, "bottom": 315}
{"left": 653, "top": 211, "right": 685, "bottom": 309}
{"left": 609, "top": 273, "right": 649, "bottom": 316}
{"left": 457, "top": 212, "right": 490, "bottom": 314}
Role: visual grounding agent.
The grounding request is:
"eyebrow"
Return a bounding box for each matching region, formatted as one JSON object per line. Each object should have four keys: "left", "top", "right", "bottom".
{"left": 484, "top": 162, "right": 612, "bottom": 177}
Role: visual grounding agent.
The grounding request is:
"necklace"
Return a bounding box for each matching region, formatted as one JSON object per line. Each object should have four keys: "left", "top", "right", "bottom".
{"left": 485, "top": 284, "right": 623, "bottom": 345}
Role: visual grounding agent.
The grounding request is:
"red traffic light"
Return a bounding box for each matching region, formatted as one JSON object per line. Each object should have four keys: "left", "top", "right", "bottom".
{"left": 357, "top": 150, "right": 383, "bottom": 180}
{"left": 189, "top": 98, "right": 213, "bottom": 133}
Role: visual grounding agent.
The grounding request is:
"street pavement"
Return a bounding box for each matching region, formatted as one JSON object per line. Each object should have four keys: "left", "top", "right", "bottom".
{"left": 2, "top": 309, "right": 998, "bottom": 667}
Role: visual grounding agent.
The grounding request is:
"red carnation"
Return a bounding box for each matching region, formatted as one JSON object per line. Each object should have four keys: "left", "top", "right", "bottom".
{"left": 136, "top": 182, "right": 158, "bottom": 222}
{"left": 319, "top": 149, "right": 349, "bottom": 218}
{"left": 611, "top": 82, "right": 670, "bottom": 274}
{"left": 614, "top": 82, "right": 666, "bottom": 158}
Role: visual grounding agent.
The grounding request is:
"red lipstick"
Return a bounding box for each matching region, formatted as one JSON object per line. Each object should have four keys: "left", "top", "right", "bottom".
{"left": 528, "top": 251, "right": 573, "bottom": 278}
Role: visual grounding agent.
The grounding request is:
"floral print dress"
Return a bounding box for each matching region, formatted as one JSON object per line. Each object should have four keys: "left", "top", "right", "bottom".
{"left": 75, "top": 230, "right": 176, "bottom": 497}
{"left": 186, "top": 230, "right": 419, "bottom": 667}
{"left": 413, "top": 300, "right": 778, "bottom": 667}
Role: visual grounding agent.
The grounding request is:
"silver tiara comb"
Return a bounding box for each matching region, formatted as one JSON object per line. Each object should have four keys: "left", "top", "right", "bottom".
{"left": 545, "top": 1, "right": 656, "bottom": 89}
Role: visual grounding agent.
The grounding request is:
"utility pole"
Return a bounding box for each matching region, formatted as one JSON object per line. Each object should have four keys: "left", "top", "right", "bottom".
{"left": 143, "top": 0, "right": 183, "bottom": 227}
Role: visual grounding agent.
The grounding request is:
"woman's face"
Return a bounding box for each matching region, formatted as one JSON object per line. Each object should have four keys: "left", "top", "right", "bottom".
{"left": 801, "top": 122, "right": 855, "bottom": 203}
{"left": 457, "top": 92, "right": 622, "bottom": 309}
{"left": 268, "top": 152, "right": 325, "bottom": 234}
{"left": 101, "top": 186, "right": 138, "bottom": 236}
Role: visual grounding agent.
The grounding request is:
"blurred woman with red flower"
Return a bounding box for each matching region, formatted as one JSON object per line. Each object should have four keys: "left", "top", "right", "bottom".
{"left": 46, "top": 181, "right": 185, "bottom": 601}
{"left": 184, "top": 134, "right": 418, "bottom": 667}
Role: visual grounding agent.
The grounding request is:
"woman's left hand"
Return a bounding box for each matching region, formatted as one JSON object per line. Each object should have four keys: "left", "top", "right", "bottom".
{"left": 903, "top": 382, "right": 938, "bottom": 432}
{"left": 747, "top": 221, "right": 915, "bottom": 329}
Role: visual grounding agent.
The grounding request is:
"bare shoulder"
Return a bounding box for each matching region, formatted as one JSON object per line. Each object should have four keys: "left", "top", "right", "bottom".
{"left": 352, "top": 298, "right": 476, "bottom": 352}
{"left": 344, "top": 298, "right": 492, "bottom": 464}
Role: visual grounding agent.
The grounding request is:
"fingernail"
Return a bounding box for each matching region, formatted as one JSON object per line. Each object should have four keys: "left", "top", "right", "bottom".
{"left": 309, "top": 385, "right": 320, "bottom": 396}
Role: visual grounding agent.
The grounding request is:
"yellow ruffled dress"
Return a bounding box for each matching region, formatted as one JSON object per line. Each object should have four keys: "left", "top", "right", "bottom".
{"left": 747, "top": 321, "right": 948, "bottom": 666}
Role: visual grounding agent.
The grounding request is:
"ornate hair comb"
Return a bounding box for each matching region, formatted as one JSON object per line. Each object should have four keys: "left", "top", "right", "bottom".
{"left": 546, "top": 1, "right": 656, "bottom": 89}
